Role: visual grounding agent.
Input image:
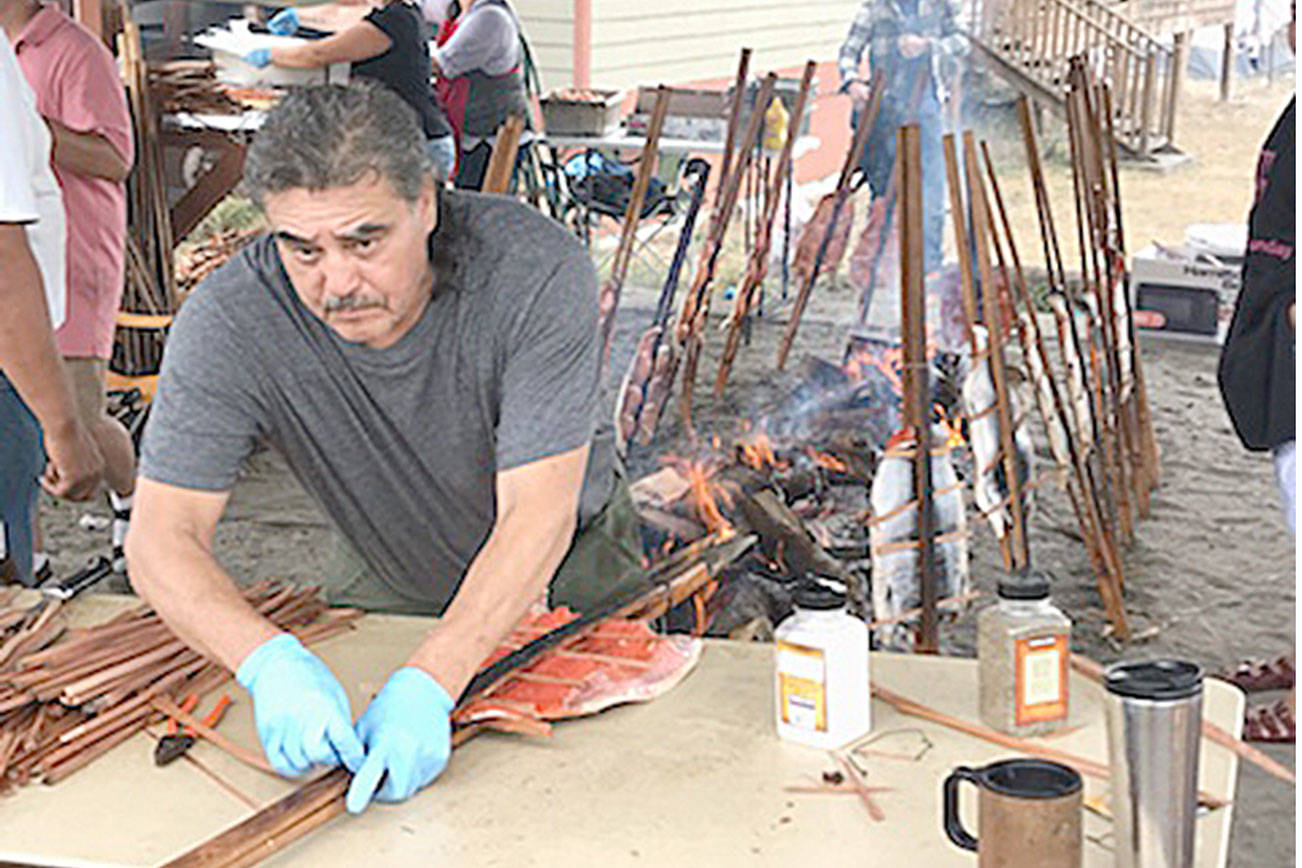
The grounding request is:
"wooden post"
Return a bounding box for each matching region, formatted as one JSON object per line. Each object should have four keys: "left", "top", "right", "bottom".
{"left": 1139, "top": 52, "right": 1157, "bottom": 157}
{"left": 572, "top": 0, "right": 591, "bottom": 89}
{"left": 1220, "top": 21, "right": 1234, "bottom": 101}
{"left": 898, "top": 125, "right": 937, "bottom": 653}
{"left": 1166, "top": 32, "right": 1192, "bottom": 141}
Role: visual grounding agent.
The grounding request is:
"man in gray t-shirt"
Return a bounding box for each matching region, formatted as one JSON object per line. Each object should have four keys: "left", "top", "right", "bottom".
{"left": 126, "top": 83, "right": 640, "bottom": 814}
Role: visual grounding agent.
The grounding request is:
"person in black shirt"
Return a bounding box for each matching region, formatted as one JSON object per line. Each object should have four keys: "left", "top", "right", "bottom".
{"left": 1216, "top": 2, "right": 1295, "bottom": 744}
{"left": 246, "top": 1, "right": 456, "bottom": 182}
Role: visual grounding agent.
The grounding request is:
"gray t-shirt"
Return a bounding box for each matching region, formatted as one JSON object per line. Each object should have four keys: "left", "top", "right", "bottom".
{"left": 140, "top": 189, "right": 616, "bottom": 611}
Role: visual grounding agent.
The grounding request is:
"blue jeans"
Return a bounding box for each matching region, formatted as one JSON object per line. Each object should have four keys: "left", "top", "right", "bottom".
{"left": 0, "top": 373, "right": 44, "bottom": 584}
{"left": 853, "top": 92, "right": 946, "bottom": 274}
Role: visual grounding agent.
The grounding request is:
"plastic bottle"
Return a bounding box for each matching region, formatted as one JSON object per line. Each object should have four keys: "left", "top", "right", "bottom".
{"left": 977, "top": 572, "right": 1072, "bottom": 736}
{"left": 762, "top": 95, "right": 790, "bottom": 151}
{"left": 774, "top": 579, "right": 871, "bottom": 749}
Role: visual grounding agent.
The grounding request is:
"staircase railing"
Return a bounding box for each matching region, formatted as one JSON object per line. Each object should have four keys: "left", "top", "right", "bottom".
{"left": 968, "top": 0, "right": 1181, "bottom": 156}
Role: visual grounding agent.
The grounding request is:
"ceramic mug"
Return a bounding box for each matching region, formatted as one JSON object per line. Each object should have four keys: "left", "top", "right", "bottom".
{"left": 943, "top": 758, "right": 1083, "bottom": 867}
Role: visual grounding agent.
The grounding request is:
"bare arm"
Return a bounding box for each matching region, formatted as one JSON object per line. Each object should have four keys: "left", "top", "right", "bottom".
{"left": 125, "top": 477, "right": 281, "bottom": 671}
{"left": 0, "top": 224, "right": 101, "bottom": 499}
{"left": 46, "top": 118, "right": 131, "bottom": 183}
{"left": 406, "top": 444, "right": 589, "bottom": 698}
{"left": 270, "top": 20, "right": 392, "bottom": 68}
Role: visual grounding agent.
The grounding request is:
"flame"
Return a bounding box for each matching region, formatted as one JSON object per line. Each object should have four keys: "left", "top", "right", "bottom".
{"left": 934, "top": 403, "right": 966, "bottom": 449}
{"left": 685, "top": 462, "right": 733, "bottom": 535}
{"left": 737, "top": 430, "right": 788, "bottom": 472}
{"left": 845, "top": 344, "right": 905, "bottom": 395}
{"left": 843, "top": 326, "right": 938, "bottom": 398}
{"left": 805, "top": 446, "right": 849, "bottom": 474}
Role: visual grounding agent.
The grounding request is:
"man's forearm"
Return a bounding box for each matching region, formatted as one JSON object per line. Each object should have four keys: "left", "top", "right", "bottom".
{"left": 127, "top": 529, "right": 281, "bottom": 673}
{"left": 0, "top": 226, "right": 80, "bottom": 438}
{"left": 406, "top": 514, "right": 577, "bottom": 699}
{"left": 47, "top": 120, "right": 130, "bottom": 183}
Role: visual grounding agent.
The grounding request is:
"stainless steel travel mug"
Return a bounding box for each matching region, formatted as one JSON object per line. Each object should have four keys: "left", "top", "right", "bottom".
{"left": 1103, "top": 660, "right": 1204, "bottom": 868}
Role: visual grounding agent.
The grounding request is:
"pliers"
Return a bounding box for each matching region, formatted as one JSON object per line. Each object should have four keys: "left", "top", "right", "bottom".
{"left": 154, "top": 692, "right": 233, "bottom": 766}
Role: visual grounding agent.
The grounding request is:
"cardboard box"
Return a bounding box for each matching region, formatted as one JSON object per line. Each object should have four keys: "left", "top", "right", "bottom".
{"left": 1129, "top": 244, "right": 1242, "bottom": 345}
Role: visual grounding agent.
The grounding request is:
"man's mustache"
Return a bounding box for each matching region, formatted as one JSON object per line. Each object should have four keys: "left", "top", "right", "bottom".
{"left": 322, "top": 294, "right": 385, "bottom": 314}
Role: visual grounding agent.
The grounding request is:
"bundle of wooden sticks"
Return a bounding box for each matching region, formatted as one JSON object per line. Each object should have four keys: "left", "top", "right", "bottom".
{"left": 0, "top": 584, "right": 359, "bottom": 792}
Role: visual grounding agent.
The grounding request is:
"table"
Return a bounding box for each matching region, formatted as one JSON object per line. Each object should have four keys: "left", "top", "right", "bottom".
{"left": 0, "top": 595, "right": 1241, "bottom": 867}
{"left": 546, "top": 131, "right": 819, "bottom": 160}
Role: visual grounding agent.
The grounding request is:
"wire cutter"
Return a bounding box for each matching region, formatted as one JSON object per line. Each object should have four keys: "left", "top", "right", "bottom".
{"left": 154, "top": 692, "right": 233, "bottom": 766}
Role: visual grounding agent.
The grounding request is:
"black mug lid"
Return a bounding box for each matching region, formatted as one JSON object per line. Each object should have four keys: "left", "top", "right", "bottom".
{"left": 1104, "top": 659, "right": 1204, "bottom": 700}
{"left": 980, "top": 759, "right": 1083, "bottom": 799}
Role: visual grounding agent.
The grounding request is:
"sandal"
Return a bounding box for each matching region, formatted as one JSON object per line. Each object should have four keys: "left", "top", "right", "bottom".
{"left": 1243, "top": 699, "right": 1296, "bottom": 743}
{"left": 1221, "top": 656, "right": 1295, "bottom": 693}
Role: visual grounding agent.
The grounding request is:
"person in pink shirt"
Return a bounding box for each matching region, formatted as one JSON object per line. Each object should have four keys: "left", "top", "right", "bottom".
{"left": 3, "top": 0, "right": 136, "bottom": 575}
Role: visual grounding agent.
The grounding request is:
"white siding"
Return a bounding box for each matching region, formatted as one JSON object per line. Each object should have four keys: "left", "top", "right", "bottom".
{"left": 516, "top": 0, "right": 864, "bottom": 90}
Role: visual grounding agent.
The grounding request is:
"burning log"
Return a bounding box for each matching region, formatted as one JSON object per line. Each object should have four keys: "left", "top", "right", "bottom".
{"left": 776, "top": 69, "right": 886, "bottom": 370}
{"left": 715, "top": 61, "right": 818, "bottom": 396}
{"left": 598, "top": 87, "right": 672, "bottom": 360}
{"left": 868, "top": 427, "right": 969, "bottom": 651}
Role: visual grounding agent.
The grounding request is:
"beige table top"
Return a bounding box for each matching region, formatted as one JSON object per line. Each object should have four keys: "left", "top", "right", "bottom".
{"left": 0, "top": 595, "right": 1242, "bottom": 868}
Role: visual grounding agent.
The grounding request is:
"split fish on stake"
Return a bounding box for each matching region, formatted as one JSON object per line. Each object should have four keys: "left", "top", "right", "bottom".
{"left": 868, "top": 426, "right": 970, "bottom": 650}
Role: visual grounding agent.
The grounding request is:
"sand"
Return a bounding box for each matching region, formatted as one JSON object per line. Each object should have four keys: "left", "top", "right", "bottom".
{"left": 35, "top": 75, "right": 1295, "bottom": 866}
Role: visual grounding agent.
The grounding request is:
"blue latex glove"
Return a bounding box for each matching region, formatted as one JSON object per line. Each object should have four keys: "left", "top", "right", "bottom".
{"left": 266, "top": 7, "right": 299, "bottom": 35}
{"left": 345, "top": 667, "right": 454, "bottom": 814}
{"left": 243, "top": 48, "right": 272, "bottom": 68}
{"left": 236, "top": 633, "right": 365, "bottom": 777}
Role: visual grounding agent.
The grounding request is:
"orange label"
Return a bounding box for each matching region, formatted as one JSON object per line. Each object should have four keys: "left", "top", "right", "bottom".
{"left": 1014, "top": 633, "right": 1068, "bottom": 726}
{"left": 777, "top": 640, "right": 827, "bottom": 732}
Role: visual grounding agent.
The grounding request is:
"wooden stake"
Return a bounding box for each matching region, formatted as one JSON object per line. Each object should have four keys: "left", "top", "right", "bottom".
{"left": 776, "top": 69, "right": 886, "bottom": 370}
{"left": 480, "top": 114, "right": 526, "bottom": 194}
{"left": 941, "top": 134, "right": 980, "bottom": 357}
{"left": 962, "top": 133, "right": 1029, "bottom": 573}
{"left": 678, "top": 74, "right": 777, "bottom": 438}
{"left": 599, "top": 86, "right": 672, "bottom": 358}
{"left": 898, "top": 124, "right": 938, "bottom": 653}
{"left": 715, "top": 61, "right": 817, "bottom": 395}
{"left": 980, "top": 141, "right": 1128, "bottom": 633}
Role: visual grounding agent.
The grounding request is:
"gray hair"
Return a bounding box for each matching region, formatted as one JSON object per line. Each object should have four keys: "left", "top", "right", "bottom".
{"left": 242, "top": 81, "right": 432, "bottom": 205}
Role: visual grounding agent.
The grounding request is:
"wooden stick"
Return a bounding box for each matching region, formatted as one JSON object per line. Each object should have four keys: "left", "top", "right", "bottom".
{"left": 599, "top": 86, "right": 671, "bottom": 357}
{"left": 715, "top": 60, "right": 817, "bottom": 395}
{"left": 979, "top": 138, "right": 1129, "bottom": 628}
{"left": 1015, "top": 97, "right": 1128, "bottom": 638}
{"left": 897, "top": 124, "right": 939, "bottom": 653}
{"left": 678, "top": 74, "right": 777, "bottom": 438}
{"left": 480, "top": 114, "right": 526, "bottom": 194}
{"left": 962, "top": 132, "right": 1029, "bottom": 572}
{"left": 941, "top": 134, "right": 980, "bottom": 357}
{"left": 872, "top": 684, "right": 1229, "bottom": 809}
{"left": 831, "top": 751, "right": 885, "bottom": 821}
{"left": 776, "top": 69, "right": 885, "bottom": 370}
